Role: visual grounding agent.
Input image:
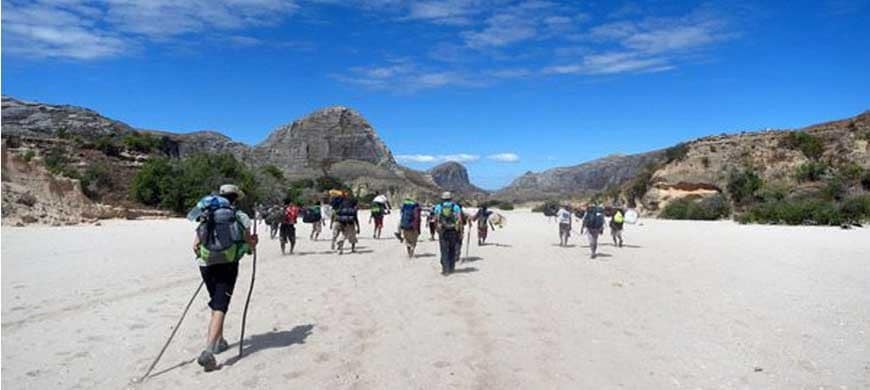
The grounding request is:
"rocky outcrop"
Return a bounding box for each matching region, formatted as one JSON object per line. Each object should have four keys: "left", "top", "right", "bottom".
{"left": 643, "top": 111, "right": 870, "bottom": 211}
{"left": 2, "top": 96, "right": 133, "bottom": 139}
{"left": 428, "top": 161, "right": 487, "bottom": 196}
{"left": 493, "top": 151, "right": 665, "bottom": 202}
{"left": 253, "top": 106, "right": 396, "bottom": 173}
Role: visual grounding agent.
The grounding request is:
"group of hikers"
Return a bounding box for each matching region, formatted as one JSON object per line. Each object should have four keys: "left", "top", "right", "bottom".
{"left": 554, "top": 203, "right": 628, "bottom": 258}
{"left": 187, "top": 183, "right": 621, "bottom": 372}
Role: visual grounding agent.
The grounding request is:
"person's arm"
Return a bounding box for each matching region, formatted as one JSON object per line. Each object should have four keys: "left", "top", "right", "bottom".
{"left": 192, "top": 234, "right": 201, "bottom": 256}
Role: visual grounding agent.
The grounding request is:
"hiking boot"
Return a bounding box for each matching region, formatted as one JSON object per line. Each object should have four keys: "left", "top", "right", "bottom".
{"left": 590, "top": 253, "right": 597, "bottom": 259}
{"left": 197, "top": 350, "right": 217, "bottom": 372}
{"left": 394, "top": 232, "right": 403, "bottom": 242}
{"left": 214, "top": 338, "right": 229, "bottom": 354}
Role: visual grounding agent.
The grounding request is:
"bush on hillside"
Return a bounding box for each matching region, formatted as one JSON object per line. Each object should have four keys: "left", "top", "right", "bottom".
{"left": 94, "top": 135, "right": 122, "bottom": 157}
{"left": 122, "top": 132, "right": 162, "bottom": 153}
{"left": 795, "top": 161, "right": 828, "bottom": 182}
{"left": 262, "top": 164, "right": 285, "bottom": 180}
{"left": 726, "top": 168, "right": 762, "bottom": 205}
{"left": 43, "top": 147, "right": 80, "bottom": 179}
{"left": 664, "top": 143, "right": 690, "bottom": 163}
{"left": 479, "top": 200, "right": 514, "bottom": 210}
{"left": 659, "top": 194, "right": 731, "bottom": 220}
{"left": 862, "top": 171, "right": 870, "bottom": 191}
{"left": 822, "top": 175, "right": 846, "bottom": 201}
{"left": 839, "top": 195, "right": 870, "bottom": 224}
{"left": 783, "top": 131, "right": 824, "bottom": 160}
{"left": 532, "top": 200, "right": 560, "bottom": 215}
{"left": 80, "top": 162, "right": 114, "bottom": 200}
{"left": 130, "top": 153, "right": 257, "bottom": 213}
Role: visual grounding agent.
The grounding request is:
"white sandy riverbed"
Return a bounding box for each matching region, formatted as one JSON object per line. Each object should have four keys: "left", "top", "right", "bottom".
{"left": 2, "top": 211, "right": 868, "bottom": 389}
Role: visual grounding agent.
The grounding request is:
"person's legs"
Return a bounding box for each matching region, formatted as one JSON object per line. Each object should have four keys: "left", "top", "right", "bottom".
{"left": 197, "top": 262, "right": 238, "bottom": 370}
{"left": 588, "top": 229, "right": 599, "bottom": 258}
{"left": 447, "top": 231, "right": 459, "bottom": 272}
{"left": 612, "top": 229, "right": 618, "bottom": 246}
{"left": 279, "top": 223, "right": 289, "bottom": 254}
{"left": 439, "top": 232, "right": 451, "bottom": 274}
{"left": 289, "top": 224, "right": 296, "bottom": 253}
{"left": 331, "top": 223, "right": 341, "bottom": 250}
{"left": 347, "top": 225, "right": 358, "bottom": 252}
{"left": 617, "top": 229, "right": 624, "bottom": 247}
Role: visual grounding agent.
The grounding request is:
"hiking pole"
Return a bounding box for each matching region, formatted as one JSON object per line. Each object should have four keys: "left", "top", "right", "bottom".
{"left": 463, "top": 224, "right": 471, "bottom": 262}
{"left": 138, "top": 280, "right": 205, "bottom": 382}
{"left": 238, "top": 216, "right": 258, "bottom": 358}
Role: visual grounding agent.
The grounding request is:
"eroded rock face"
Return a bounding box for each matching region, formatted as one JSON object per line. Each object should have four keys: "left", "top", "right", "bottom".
{"left": 494, "top": 152, "right": 665, "bottom": 202}
{"left": 428, "top": 161, "right": 487, "bottom": 196}
{"left": 2, "top": 96, "right": 133, "bottom": 139}
{"left": 254, "top": 106, "right": 396, "bottom": 172}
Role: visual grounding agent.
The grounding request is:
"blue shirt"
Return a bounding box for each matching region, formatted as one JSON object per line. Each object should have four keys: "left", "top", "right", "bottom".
{"left": 433, "top": 202, "right": 462, "bottom": 219}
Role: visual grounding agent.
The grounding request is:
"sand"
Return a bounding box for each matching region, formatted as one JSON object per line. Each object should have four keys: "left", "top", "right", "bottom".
{"left": 2, "top": 210, "right": 869, "bottom": 389}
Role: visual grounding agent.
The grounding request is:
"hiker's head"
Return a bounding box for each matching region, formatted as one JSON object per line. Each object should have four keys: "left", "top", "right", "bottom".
{"left": 219, "top": 184, "right": 244, "bottom": 204}
{"left": 441, "top": 191, "right": 453, "bottom": 201}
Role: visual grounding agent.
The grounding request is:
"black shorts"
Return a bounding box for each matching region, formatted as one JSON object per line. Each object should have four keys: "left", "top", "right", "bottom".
{"left": 199, "top": 262, "right": 240, "bottom": 312}
{"left": 280, "top": 223, "right": 296, "bottom": 244}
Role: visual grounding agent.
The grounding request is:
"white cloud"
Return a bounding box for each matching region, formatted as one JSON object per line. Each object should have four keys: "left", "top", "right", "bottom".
{"left": 2, "top": 0, "right": 299, "bottom": 60}
{"left": 396, "top": 153, "right": 480, "bottom": 163}
{"left": 487, "top": 153, "right": 520, "bottom": 162}
{"left": 335, "top": 59, "right": 476, "bottom": 92}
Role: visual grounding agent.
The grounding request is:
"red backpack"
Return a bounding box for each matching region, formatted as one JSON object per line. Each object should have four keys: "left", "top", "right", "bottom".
{"left": 284, "top": 205, "right": 299, "bottom": 224}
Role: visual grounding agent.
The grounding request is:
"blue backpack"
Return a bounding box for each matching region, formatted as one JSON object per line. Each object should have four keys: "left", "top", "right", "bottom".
{"left": 400, "top": 202, "right": 418, "bottom": 229}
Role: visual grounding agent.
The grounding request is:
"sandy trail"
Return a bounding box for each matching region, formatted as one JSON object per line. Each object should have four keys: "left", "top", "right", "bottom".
{"left": 2, "top": 210, "right": 869, "bottom": 389}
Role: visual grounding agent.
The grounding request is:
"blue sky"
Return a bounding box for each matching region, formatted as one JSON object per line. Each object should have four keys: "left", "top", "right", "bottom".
{"left": 3, "top": 0, "right": 869, "bottom": 190}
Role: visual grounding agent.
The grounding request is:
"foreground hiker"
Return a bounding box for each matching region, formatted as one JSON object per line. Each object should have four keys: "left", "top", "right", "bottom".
{"left": 581, "top": 204, "right": 605, "bottom": 259}
{"left": 303, "top": 201, "right": 324, "bottom": 240}
{"left": 396, "top": 198, "right": 422, "bottom": 258}
{"left": 280, "top": 199, "right": 300, "bottom": 254}
{"left": 334, "top": 194, "right": 360, "bottom": 254}
{"left": 474, "top": 206, "right": 495, "bottom": 246}
{"left": 610, "top": 207, "right": 625, "bottom": 247}
{"left": 191, "top": 184, "right": 258, "bottom": 372}
{"left": 556, "top": 205, "right": 573, "bottom": 246}
{"left": 434, "top": 192, "right": 463, "bottom": 275}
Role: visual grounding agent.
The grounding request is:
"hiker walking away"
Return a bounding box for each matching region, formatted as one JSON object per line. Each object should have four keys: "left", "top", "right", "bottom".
{"left": 434, "top": 192, "right": 463, "bottom": 275}
{"left": 610, "top": 207, "right": 625, "bottom": 248}
{"left": 303, "top": 201, "right": 324, "bottom": 241}
{"left": 580, "top": 204, "right": 605, "bottom": 259}
{"left": 474, "top": 206, "right": 495, "bottom": 246}
{"left": 395, "top": 198, "right": 422, "bottom": 258}
{"left": 556, "top": 205, "right": 573, "bottom": 247}
{"left": 191, "top": 184, "right": 258, "bottom": 372}
{"left": 427, "top": 205, "right": 438, "bottom": 241}
{"left": 280, "top": 200, "right": 301, "bottom": 255}
{"left": 369, "top": 200, "right": 386, "bottom": 239}
{"left": 329, "top": 192, "right": 344, "bottom": 250}
{"left": 334, "top": 195, "right": 360, "bottom": 254}
{"left": 266, "top": 205, "right": 281, "bottom": 239}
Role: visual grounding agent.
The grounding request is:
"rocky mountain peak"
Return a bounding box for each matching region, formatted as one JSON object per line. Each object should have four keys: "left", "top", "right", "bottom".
{"left": 429, "top": 161, "right": 487, "bottom": 196}
{"left": 254, "top": 105, "right": 396, "bottom": 172}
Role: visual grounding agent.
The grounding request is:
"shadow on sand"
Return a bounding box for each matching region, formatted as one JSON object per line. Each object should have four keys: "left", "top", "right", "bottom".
{"left": 222, "top": 324, "right": 315, "bottom": 367}
{"left": 450, "top": 267, "right": 479, "bottom": 274}
{"left": 414, "top": 253, "right": 436, "bottom": 258}
{"left": 551, "top": 244, "right": 577, "bottom": 248}
{"left": 461, "top": 256, "right": 484, "bottom": 263}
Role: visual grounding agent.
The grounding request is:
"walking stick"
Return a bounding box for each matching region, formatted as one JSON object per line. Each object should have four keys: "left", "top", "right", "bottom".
{"left": 138, "top": 280, "right": 204, "bottom": 382}
{"left": 238, "top": 216, "right": 258, "bottom": 358}
{"left": 463, "top": 222, "right": 471, "bottom": 262}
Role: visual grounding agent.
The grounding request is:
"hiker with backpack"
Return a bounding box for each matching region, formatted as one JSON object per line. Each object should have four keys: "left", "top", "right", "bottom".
{"left": 190, "top": 184, "right": 258, "bottom": 372}
{"left": 426, "top": 205, "right": 438, "bottom": 241}
{"left": 303, "top": 201, "right": 324, "bottom": 241}
{"left": 580, "top": 204, "right": 606, "bottom": 259}
{"left": 334, "top": 194, "right": 360, "bottom": 254}
{"left": 610, "top": 207, "right": 625, "bottom": 248}
{"left": 556, "top": 205, "right": 573, "bottom": 247}
{"left": 394, "top": 198, "right": 422, "bottom": 258}
{"left": 280, "top": 200, "right": 301, "bottom": 255}
{"left": 474, "top": 206, "right": 495, "bottom": 246}
{"left": 433, "top": 192, "right": 463, "bottom": 275}
{"left": 369, "top": 200, "right": 386, "bottom": 239}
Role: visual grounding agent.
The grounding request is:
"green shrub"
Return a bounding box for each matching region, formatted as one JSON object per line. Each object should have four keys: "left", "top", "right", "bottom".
{"left": 822, "top": 175, "right": 846, "bottom": 201}
{"left": 43, "top": 147, "right": 80, "bottom": 178}
{"left": 839, "top": 195, "right": 870, "bottom": 223}
{"left": 783, "top": 131, "right": 824, "bottom": 160}
{"left": 664, "top": 143, "right": 690, "bottom": 163}
{"left": 862, "top": 171, "right": 870, "bottom": 191}
{"left": 740, "top": 199, "right": 845, "bottom": 225}
{"left": 80, "top": 163, "right": 114, "bottom": 200}
{"left": 94, "top": 135, "right": 121, "bottom": 157}
{"left": 727, "top": 168, "right": 762, "bottom": 205}
{"left": 262, "top": 164, "right": 285, "bottom": 180}
{"left": 22, "top": 150, "right": 35, "bottom": 162}
{"left": 700, "top": 156, "right": 710, "bottom": 169}
{"left": 130, "top": 153, "right": 257, "bottom": 213}
{"left": 795, "top": 161, "right": 828, "bottom": 182}
{"left": 660, "top": 194, "right": 731, "bottom": 220}
{"left": 837, "top": 163, "right": 864, "bottom": 183}
{"left": 627, "top": 164, "right": 657, "bottom": 203}
{"left": 315, "top": 176, "right": 348, "bottom": 192}
{"left": 122, "top": 132, "right": 161, "bottom": 153}
{"left": 532, "top": 200, "right": 560, "bottom": 214}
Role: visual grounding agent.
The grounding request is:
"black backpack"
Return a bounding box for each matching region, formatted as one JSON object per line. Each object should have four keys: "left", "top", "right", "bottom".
{"left": 336, "top": 199, "right": 357, "bottom": 223}
{"left": 196, "top": 205, "right": 244, "bottom": 262}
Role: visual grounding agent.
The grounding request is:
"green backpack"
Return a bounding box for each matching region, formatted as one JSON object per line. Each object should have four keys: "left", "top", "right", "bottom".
{"left": 439, "top": 202, "right": 459, "bottom": 230}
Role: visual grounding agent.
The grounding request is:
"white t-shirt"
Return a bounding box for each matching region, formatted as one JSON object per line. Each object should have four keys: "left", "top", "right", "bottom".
{"left": 556, "top": 208, "right": 572, "bottom": 225}
{"left": 321, "top": 204, "right": 333, "bottom": 220}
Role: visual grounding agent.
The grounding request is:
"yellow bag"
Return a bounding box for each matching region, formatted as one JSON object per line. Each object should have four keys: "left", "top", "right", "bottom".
{"left": 614, "top": 211, "right": 624, "bottom": 224}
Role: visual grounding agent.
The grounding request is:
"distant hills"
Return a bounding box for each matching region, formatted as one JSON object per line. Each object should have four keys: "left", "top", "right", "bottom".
{"left": 2, "top": 94, "right": 868, "bottom": 225}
